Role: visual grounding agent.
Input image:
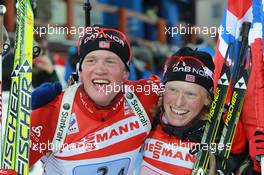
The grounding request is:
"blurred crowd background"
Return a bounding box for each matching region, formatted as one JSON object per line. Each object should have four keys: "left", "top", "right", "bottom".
{"left": 3, "top": 0, "right": 225, "bottom": 90}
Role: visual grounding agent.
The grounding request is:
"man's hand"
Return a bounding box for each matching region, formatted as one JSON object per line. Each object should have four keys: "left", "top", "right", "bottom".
{"left": 32, "top": 81, "right": 62, "bottom": 110}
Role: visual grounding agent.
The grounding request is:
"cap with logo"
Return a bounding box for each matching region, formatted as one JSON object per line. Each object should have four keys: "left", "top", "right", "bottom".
{"left": 163, "top": 47, "right": 215, "bottom": 98}
{"left": 78, "top": 25, "right": 131, "bottom": 71}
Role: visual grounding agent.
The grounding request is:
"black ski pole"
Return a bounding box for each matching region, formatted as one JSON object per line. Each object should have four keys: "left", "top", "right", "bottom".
{"left": 233, "top": 22, "right": 251, "bottom": 85}
{"left": 71, "top": 0, "right": 92, "bottom": 82}
{"left": 30, "top": 0, "right": 41, "bottom": 58}
{"left": 83, "top": 0, "right": 91, "bottom": 27}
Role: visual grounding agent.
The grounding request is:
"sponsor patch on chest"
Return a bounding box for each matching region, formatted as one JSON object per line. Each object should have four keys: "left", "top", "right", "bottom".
{"left": 68, "top": 113, "right": 79, "bottom": 135}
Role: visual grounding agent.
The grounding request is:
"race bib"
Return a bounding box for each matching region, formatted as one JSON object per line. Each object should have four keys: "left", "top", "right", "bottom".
{"left": 140, "top": 165, "right": 163, "bottom": 175}
{"left": 72, "top": 158, "right": 130, "bottom": 175}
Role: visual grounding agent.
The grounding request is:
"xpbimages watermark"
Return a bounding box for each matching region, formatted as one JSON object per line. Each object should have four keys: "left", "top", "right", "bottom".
{"left": 165, "top": 24, "right": 232, "bottom": 38}
{"left": 34, "top": 24, "right": 99, "bottom": 37}
{"left": 31, "top": 140, "right": 98, "bottom": 153}
{"left": 96, "top": 82, "right": 165, "bottom": 96}
{"left": 144, "top": 140, "right": 232, "bottom": 154}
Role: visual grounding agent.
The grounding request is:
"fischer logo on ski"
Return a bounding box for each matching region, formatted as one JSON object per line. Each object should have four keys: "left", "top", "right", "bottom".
{"left": 191, "top": 22, "right": 252, "bottom": 175}
{"left": 1, "top": 1, "right": 34, "bottom": 175}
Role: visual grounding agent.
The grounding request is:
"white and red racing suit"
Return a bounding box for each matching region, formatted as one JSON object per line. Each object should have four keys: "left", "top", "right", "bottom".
{"left": 30, "top": 76, "right": 161, "bottom": 175}
{"left": 140, "top": 122, "right": 247, "bottom": 175}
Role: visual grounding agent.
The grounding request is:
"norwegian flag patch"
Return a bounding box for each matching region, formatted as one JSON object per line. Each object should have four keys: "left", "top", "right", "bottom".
{"left": 185, "top": 74, "right": 195, "bottom": 82}
{"left": 99, "top": 41, "right": 110, "bottom": 49}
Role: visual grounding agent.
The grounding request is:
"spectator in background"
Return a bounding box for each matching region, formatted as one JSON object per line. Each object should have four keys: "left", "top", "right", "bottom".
{"left": 152, "top": 52, "right": 166, "bottom": 78}
{"left": 35, "top": 0, "right": 52, "bottom": 21}
{"left": 187, "top": 37, "right": 216, "bottom": 58}
{"left": 53, "top": 53, "right": 67, "bottom": 88}
{"left": 64, "top": 46, "right": 79, "bottom": 82}
{"left": 129, "top": 44, "right": 154, "bottom": 80}
{"left": 32, "top": 36, "right": 59, "bottom": 88}
{"left": 151, "top": 43, "right": 176, "bottom": 78}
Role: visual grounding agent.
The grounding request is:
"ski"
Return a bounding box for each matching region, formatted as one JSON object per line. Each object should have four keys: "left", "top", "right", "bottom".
{"left": 191, "top": 47, "right": 232, "bottom": 175}
{"left": 216, "top": 22, "right": 251, "bottom": 174}
{"left": 1, "top": 0, "right": 21, "bottom": 170}
{"left": 191, "top": 22, "right": 251, "bottom": 175}
{"left": 217, "top": 61, "right": 251, "bottom": 173}
{"left": 1, "top": 0, "right": 34, "bottom": 175}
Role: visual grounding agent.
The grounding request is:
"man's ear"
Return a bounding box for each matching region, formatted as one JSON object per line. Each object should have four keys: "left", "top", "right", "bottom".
{"left": 123, "top": 69, "right": 129, "bottom": 81}
{"left": 76, "top": 62, "right": 80, "bottom": 75}
{"left": 76, "top": 62, "right": 82, "bottom": 81}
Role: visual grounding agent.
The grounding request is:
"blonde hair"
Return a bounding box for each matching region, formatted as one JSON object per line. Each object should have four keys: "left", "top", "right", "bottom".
{"left": 198, "top": 93, "right": 212, "bottom": 120}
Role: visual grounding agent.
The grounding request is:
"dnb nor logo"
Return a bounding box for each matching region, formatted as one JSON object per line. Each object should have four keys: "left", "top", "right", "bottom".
{"left": 68, "top": 113, "right": 79, "bottom": 135}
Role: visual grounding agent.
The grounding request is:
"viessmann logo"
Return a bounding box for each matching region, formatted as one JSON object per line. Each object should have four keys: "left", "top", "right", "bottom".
{"left": 95, "top": 120, "right": 140, "bottom": 142}
{"left": 56, "top": 117, "right": 146, "bottom": 157}
{"left": 142, "top": 139, "right": 196, "bottom": 169}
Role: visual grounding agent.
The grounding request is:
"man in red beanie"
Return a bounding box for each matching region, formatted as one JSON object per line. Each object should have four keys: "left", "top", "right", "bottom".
{"left": 29, "top": 26, "right": 161, "bottom": 175}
